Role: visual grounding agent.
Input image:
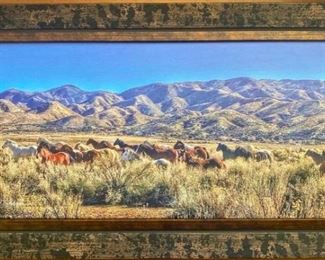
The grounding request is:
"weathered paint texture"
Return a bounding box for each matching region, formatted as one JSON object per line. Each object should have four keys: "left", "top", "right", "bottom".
{"left": 0, "top": 2, "right": 324, "bottom": 260}
{"left": 0, "top": 231, "right": 324, "bottom": 259}
{"left": 0, "top": 3, "right": 324, "bottom": 30}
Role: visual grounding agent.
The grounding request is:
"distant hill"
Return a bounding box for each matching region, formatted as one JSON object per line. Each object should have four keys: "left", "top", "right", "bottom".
{"left": 0, "top": 78, "right": 324, "bottom": 142}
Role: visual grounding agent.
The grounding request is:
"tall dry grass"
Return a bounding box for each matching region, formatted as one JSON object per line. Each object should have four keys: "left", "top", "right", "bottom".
{"left": 0, "top": 146, "right": 324, "bottom": 218}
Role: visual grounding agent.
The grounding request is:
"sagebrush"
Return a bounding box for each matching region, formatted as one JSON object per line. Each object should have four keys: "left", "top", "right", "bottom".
{"left": 0, "top": 146, "right": 324, "bottom": 218}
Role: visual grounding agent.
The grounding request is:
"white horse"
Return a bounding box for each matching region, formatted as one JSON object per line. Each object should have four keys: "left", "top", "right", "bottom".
{"left": 153, "top": 158, "right": 171, "bottom": 168}
{"left": 121, "top": 149, "right": 140, "bottom": 162}
{"left": 2, "top": 140, "right": 37, "bottom": 159}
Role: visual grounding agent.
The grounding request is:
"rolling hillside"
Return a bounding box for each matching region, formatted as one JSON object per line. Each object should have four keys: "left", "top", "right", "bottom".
{"left": 0, "top": 78, "right": 324, "bottom": 142}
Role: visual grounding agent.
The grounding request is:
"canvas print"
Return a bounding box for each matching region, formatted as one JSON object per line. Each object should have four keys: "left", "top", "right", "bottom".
{"left": 0, "top": 42, "right": 324, "bottom": 219}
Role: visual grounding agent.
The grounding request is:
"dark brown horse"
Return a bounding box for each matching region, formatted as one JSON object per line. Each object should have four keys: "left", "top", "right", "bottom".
{"left": 37, "top": 141, "right": 60, "bottom": 154}
{"left": 59, "top": 144, "right": 84, "bottom": 163}
{"left": 137, "top": 143, "right": 178, "bottom": 163}
{"left": 174, "top": 140, "right": 210, "bottom": 160}
{"left": 184, "top": 152, "right": 225, "bottom": 170}
{"left": 114, "top": 138, "right": 140, "bottom": 151}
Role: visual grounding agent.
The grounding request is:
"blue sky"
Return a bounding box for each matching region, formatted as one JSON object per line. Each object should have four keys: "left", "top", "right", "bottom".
{"left": 0, "top": 42, "right": 324, "bottom": 93}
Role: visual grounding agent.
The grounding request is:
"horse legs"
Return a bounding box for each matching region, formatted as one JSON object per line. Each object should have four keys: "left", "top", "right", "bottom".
{"left": 84, "top": 162, "right": 89, "bottom": 171}
{"left": 84, "top": 161, "right": 93, "bottom": 171}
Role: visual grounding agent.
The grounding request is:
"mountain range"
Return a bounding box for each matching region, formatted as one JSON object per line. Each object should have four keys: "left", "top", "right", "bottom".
{"left": 0, "top": 77, "right": 324, "bottom": 142}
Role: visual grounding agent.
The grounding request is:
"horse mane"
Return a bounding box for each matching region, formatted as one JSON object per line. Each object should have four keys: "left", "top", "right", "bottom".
{"left": 306, "top": 149, "right": 324, "bottom": 164}
{"left": 235, "top": 146, "right": 253, "bottom": 158}
{"left": 306, "top": 149, "right": 321, "bottom": 156}
{"left": 87, "top": 138, "right": 102, "bottom": 146}
{"left": 3, "top": 139, "right": 16, "bottom": 146}
{"left": 38, "top": 141, "right": 50, "bottom": 148}
{"left": 115, "top": 138, "right": 127, "bottom": 147}
{"left": 217, "top": 143, "right": 233, "bottom": 152}
{"left": 37, "top": 141, "right": 53, "bottom": 153}
{"left": 143, "top": 140, "right": 154, "bottom": 147}
{"left": 37, "top": 137, "right": 53, "bottom": 145}
{"left": 37, "top": 137, "right": 45, "bottom": 144}
{"left": 140, "top": 143, "right": 153, "bottom": 150}
{"left": 235, "top": 146, "right": 249, "bottom": 153}
{"left": 60, "top": 144, "right": 74, "bottom": 153}
{"left": 174, "top": 140, "right": 185, "bottom": 150}
{"left": 87, "top": 138, "right": 95, "bottom": 143}
{"left": 113, "top": 139, "right": 140, "bottom": 152}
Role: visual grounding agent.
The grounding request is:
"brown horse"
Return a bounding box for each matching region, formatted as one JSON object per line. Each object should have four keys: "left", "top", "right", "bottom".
{"left": 59, "top": 144, "right": 84, "bottom": 163}
{"left": 38, "top": 147, "right": 70, "bottom": 166}
{"left": 137, "top": 143, "right": 178, "bottom": 163}
{"left": 86, "top": 138, "right": 114, "bottom": 149}
{"left": 87, "top": 138, "right": 122, "bottom": 152}
{"left": 184, "top": 152, "right": 225, "bottom": 170}
{"left": 81, "top": 149, "right": 101, "bottom": 165}
{"left": 174, "top": 140, "right": 209, "bottom": 160}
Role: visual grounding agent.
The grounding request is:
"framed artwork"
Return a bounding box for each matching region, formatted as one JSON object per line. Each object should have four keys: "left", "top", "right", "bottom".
{"left": 0, "top": 0, "right": 324, "bottom": 233}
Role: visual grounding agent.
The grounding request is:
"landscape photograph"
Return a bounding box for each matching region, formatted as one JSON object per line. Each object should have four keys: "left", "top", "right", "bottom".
{"left": 0, "top": 42, "right": 324, "bottom": 219}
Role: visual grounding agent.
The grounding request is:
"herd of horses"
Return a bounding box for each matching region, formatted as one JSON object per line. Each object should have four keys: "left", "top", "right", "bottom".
{"left": 1, "top": 137, "right": 325, "bottom": 172}
{"left": 1, "top": 138, "right": 225, "bottom": 169}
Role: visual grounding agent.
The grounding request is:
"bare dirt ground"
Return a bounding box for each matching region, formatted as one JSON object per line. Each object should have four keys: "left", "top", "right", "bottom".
{"left": 80, "top": 205, "right": 173, "bottom": 218}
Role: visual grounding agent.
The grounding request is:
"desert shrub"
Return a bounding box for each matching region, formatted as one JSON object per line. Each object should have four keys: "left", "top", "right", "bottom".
{"left": 173, "top": 186, "right": 227, "bottom": 219}
{"left": 301, "top": 176, "right": 325, "bottom": 218}
{"left": 0, "top": 158, "right": 83, "bottom": 218}
{"left": 0, "top": 177, "right": 26, "bottom": 217}
{"left": 287, "top": 159, "right": 318, "bottom": 186}
{"left": 81, "top": 159, "right": 156, "bottom": 205}
{"left": 0, "top": 148, "right": 10, "bottom": 165}
{"left": 125, "top": 181, "right": 174, "bottom": 207}
{"left": 0, "top": 144, "right": 324, "bottom": 219}
{"left": 39, "top": 179, "right": 82, "bottom": 218}
{"left": 280, "top": 159, "right": 323, "bottom": 218}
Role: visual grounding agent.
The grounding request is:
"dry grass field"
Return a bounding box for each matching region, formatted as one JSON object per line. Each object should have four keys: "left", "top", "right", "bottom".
{"left": 0, "top": 133, "right": 324, "bottom": 219}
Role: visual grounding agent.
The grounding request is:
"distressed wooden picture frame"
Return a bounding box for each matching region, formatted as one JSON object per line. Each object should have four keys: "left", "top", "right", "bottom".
{"left": 0, "top": 0, "right": 324, "bottom": 238}
{"left": 0, "top": 1, "right": 325, "bottom": 259}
